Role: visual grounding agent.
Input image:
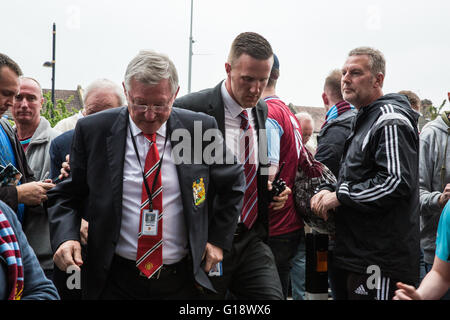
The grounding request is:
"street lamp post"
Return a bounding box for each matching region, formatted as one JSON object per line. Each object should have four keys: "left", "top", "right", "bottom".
{"left": 188, "top": 0, "right": 194, "bottom": 93}
{"left": 43, "top": 23, "right": 56, "bottom": 116}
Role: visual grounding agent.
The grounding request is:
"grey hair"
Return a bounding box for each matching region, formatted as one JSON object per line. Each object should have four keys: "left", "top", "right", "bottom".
{"left": 295, "top": 111, "right": 315, "bottom": 131}
{"left": 19, "top": 76, "right": 43, "bottom": 97}
{"left": 83, "top": 78, "right": 124, "bottom": 106}
{"left": 124, "top": 50, "right": 179, "bottom": 95}
{"left": 348, "top": 46, "right": 386, "bottom": 77}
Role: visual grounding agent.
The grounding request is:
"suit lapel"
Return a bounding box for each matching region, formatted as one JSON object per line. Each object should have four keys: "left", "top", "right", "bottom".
{"left": 106, "top": 107, "right": 128, "bottom": 223}
{"left": 167, "top": 109, "right": 194, "bottom": 232}
{"left": 167, "top": 108, "right": 183, "bottom": 155}
{"left": 207, "top": 81, "right": 226, "bottom": 135}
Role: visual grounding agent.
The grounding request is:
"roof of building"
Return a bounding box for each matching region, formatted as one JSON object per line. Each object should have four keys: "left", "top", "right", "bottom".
{"left": 42, "top": 85, "right": 84, "bottom": 112}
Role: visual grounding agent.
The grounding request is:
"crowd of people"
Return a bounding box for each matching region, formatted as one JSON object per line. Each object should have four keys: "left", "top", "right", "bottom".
{"left": 0, "top": 31, "right": 449, "bottom": 300}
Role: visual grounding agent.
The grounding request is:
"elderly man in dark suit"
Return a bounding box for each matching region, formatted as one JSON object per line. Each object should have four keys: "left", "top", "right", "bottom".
{"left": 173, "top": 32, "right": 289, "bottom": 299}
{"left": 47, "top": 50, "right": 245, "bottom": 300}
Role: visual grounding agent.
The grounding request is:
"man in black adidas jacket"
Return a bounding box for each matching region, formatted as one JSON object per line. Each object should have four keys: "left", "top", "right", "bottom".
{"left": 311, "top": 47, "right": 420, "bottom": 300}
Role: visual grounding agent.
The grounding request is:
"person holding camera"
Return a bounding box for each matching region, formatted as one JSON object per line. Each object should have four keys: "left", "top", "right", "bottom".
{"left": 262, "top": 54, "right": 322, "bottom": 299}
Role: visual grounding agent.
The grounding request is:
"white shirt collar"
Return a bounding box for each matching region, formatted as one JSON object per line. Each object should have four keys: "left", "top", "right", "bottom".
{"left": 221, "top": 80, "right": 249, "bottom": 119}
{"left": 128, "top": 114, "right": 167, "bottom": 139}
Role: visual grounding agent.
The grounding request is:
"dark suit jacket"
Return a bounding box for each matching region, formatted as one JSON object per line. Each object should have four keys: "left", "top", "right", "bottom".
{"left": 173, "top": 81, "right": 270, "bottom": 241}
{"left": 47, "top": 106, "right": 245, "bottom": 299}
{"left": 49, "top": 129, "right": 74, "bottom": 181}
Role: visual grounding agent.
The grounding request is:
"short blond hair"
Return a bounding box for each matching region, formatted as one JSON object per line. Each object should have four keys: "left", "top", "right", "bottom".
{"left": 324, "top": 69, "right": 343, "bottom": 101}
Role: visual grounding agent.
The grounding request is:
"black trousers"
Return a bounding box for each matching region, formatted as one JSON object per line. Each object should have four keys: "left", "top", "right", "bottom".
{"left": 202, "top": 225, "right": 283, "bottom": 300}
{"left": 99, "top": 254, "right": 200, "bottom": 300}
{"left": 267, "top": 229, "right": 304, "bottom": 299}
{"left": 52, "top": 244, "right": 87, "bottom": 300}
{"left": 329, "top": 267, "right": 399, "bottom": 300}
{"left": 53, "top": 266, "right": 82, "bottom": 300}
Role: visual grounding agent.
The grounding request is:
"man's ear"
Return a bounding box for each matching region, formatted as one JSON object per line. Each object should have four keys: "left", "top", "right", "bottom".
{"left": 122, "top": 81, "right": 127, "bottom": 96}
{"left": 225, "top": 62, "right": 232, "bottom": 75}
{"left": 374, "top": 72, "right": 385, "bottom": 89}
{"left": 322, "top": 92, "right": 329, "bottom": 107}
{"left": 174, "top": 86, "right": 180, "bottom": 100}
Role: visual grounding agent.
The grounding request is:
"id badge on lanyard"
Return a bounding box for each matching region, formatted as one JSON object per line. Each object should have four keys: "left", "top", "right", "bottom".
{"left": 141, "top": 209, "right": 159, "bottom": 236}
{"left": 129, "top": 122, "right": 168, "bottom": 235}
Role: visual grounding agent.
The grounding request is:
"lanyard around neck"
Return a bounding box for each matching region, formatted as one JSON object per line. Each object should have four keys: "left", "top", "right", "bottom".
{"left": 129, "top": 124, "right": 168, "bottom": 211}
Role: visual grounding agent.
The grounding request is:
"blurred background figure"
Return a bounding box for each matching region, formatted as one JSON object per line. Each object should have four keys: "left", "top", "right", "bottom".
{"left": 12, "top": 76, "right": 60, "bottom": 181}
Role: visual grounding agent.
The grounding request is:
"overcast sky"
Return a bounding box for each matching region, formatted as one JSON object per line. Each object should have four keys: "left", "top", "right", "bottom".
{"left": 2, "top": 0, "right": 449, "bottom": 108}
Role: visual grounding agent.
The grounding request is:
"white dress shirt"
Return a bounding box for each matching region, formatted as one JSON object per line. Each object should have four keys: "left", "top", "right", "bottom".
{"left": 221, "top": 81, "right": 259, "bottom": 223}
{"left": 221, "top": 81, "right": 259, "bottom": 168}
{"left": 115, "top": 116, "right": 188, "bottom": 264}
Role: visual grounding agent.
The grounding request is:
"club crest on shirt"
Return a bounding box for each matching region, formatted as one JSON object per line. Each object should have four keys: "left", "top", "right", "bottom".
{"left": 193, "top": 178, "right": 206, "bottom": 206}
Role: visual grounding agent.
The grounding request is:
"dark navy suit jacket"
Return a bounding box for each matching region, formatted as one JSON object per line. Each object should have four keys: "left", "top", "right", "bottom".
{"left": 49, "top": 129, "right": 74, "bottom": 180}
{"left": 47, "top": 106, "right": 244, "bottom": 299}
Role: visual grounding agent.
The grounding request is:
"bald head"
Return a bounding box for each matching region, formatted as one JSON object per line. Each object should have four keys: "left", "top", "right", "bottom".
{"left": 13, "top": 77, "right": 45, "bottom": 128}
{"left": 296, "top": 112, "right": 314, "bottom": 144}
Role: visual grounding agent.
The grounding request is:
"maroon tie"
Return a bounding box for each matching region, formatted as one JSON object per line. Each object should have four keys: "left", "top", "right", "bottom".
{"left": 239, "top": 110, "right": 258, "bottom": 229}
{"left": 136, "top": 133, "right": 163, "bottom": 278}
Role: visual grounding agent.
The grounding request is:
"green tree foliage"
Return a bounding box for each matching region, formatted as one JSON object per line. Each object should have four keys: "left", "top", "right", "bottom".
{"left": 41, "top": 91, "right": 76, "bottom": 127}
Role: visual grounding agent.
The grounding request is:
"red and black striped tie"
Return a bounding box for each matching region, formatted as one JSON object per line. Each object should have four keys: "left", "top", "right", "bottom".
{"left": 239, "top": 110, "right": 258, "bottom": 229}
{"left": 136, "top": 133, "right": 163, "bottom": 278}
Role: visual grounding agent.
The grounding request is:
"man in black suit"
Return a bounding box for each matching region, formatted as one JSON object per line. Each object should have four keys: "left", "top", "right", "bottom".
{"left": 47, "top": 50, "right": 245, "bottom": 299}
{"left": 174, "top": 32, "right": 288, "bottom": 299}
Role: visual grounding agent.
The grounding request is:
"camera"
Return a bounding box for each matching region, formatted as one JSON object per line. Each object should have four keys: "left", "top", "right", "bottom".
{"left": 268, "top": 162, "right": 286, "bottom": 202}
